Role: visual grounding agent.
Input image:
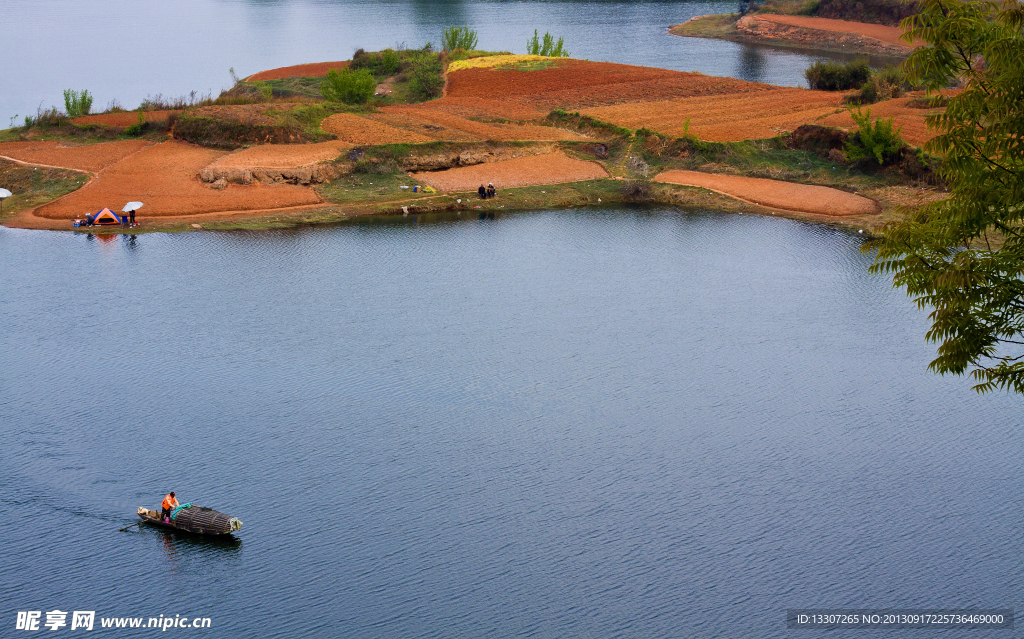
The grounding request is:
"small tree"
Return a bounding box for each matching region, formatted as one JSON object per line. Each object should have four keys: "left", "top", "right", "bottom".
{"left": 63, "top": 89, "right": 93, "bottom": 118}
{"left": 844, "top": 107, "right": 905, "bottom": 165}
{"left": 526, "top": 30, "right": 570, "bottom": 57}
{"left": 320, "top": 68, "right": 376, "bottom": 104}
{"left": 442, "top": 25, "right": 478, "bottom": 52}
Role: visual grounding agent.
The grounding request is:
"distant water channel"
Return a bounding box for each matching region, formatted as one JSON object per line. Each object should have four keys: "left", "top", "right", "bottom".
{"left": 4, "top": 0, "right": 896, "bottom": 124}
{"left": 1, "top": 210, "right": 1019, "bottom": 638}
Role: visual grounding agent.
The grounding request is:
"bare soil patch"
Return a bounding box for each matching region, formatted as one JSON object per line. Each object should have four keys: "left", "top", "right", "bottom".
{"left": 373, "top": 106, "right": 587, "bottom": 142}
{"left": 0, "top": 139, "right": 151, "bottom": 173}
{"left": 321, "top": 113, "right": 435, "bottom": 145}
{"left": 208, "top": 141, "right": 351, "bottom": 169}
{"left": 72, "top": 111, "right": 180, "bottom": 127}
{"left": 31, "top": 140, "right": 320, "bottom": 221}
{"left": 447, "top": 61, "right": 772, "bottom": 111}
{"left": 755, "top": 14, "right": 917, "bottom": 47}
{"left": 186, "top": 103, "right": 304, "bottom": 126}
{"left": 655, "top": 169, "right": 879, "bottom": 216}
{"left": 411, "top": 151, "right": 608, "bottom": 192}
{"left": 583, "top": 88, "right": 843, "bottom": 141}
{"left": 247, "top": 61, "right": 349, "bottom": 81}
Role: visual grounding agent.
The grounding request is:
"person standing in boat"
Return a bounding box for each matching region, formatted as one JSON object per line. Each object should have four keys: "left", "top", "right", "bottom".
{"left": 161, "top": 491, "right": 179, "bottom": 522}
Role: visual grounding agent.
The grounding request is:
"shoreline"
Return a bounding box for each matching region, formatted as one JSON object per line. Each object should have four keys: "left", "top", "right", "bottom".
{"left": 2, "top": 175, "right": 926, "bottom": 239}
{"left": 0, "top": 57, "right": 944, "bottom": 238}
{"left": 669, "top": 13, "right": 913, "bottom": 59}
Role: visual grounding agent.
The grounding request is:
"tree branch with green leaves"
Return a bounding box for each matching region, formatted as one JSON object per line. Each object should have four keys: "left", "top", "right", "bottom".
{"left": 868, "top": 0, "right": 1024, "bottom": 393}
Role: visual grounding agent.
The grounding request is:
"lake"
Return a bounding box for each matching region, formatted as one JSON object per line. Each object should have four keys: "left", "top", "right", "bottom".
{"left": 4, "top": 0, "right": 893, "bottom": 125}
{"left": 1, "top": 209, "right": 1019, "bottom": 637}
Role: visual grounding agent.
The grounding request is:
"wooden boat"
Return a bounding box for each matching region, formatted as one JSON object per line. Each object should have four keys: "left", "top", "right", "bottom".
{"left": 136, "top": 506, "right": 242, "bottom": 536}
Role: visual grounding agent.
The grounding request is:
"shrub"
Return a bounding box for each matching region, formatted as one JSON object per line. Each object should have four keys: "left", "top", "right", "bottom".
{"left": 63, "top": 89, "right": 93, "bottom": 118}
{"left": 442, "top": 26, "right": 478, "bottom": 52}
{"left": 846, "top": 65, "right": 907, "bottom": 104}
{"left": 526, "top": 30, "right": 570, "bottom": 57}
{"left": 843, "top": 107, "right": 905, "bottom": 165}
{"left": 320, "top": 68, "right": 376, "bottom": 104}
{"left": 804, "top": 59, "right": 871, "bottom": 90}
{"left": 408, "top": 54, "right": 444, "bottom": 101}
{"left": 125, "top": 109, "right": 146, "bottom": 136}
{"left": 351, "top": 48, "right": 402, "bottom": 77}
{"left": 31, "top": 107, "right": 69, "bottom": 128}
{"left": 256, "top": 81, "right": 274, "bottom": 102}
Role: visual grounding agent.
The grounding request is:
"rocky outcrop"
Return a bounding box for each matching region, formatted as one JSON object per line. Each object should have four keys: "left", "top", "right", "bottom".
{"left": 399, "top": 143, "right": 556, "bottom": 172}
{"left": 200, "top": 162, "right": 341, "bottom": 186}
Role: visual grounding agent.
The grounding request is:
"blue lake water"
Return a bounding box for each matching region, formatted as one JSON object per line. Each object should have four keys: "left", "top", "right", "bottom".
{"left": 4, "top": 0, "right": 892, "bottom": 124}
{"left": 1, "top": 210, "right": 1019, "bottom": 637}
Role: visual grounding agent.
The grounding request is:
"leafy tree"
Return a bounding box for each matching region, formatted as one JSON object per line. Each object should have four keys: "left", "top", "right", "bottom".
{"left": 869, "top": 0, "right": 1024, "bottom": 392}
{"left": 320, "top": 68, "right": 376, "bottom": 104}
{"left": 844, "top": 107, "right": 905, "bottom": 165}
{"left": 63, "top": 89, "right": 93, "bottom": 118}
{"left": 442, "top": 25, "right": 478, "bottom": 52}
{"left": 526, "top": 30, "right": 570, "bottom": 57}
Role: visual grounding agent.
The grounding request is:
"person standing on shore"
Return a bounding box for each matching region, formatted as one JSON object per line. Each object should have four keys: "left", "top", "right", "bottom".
{"left": 130, "top": 209, "right": 136, "bottom": 226}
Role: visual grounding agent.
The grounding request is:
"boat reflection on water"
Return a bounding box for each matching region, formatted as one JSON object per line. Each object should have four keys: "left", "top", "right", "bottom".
{"left": 155, "top": 529, "right": 242, "bottom": 573}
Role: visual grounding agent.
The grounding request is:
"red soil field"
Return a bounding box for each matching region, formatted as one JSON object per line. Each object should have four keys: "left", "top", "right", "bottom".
{"left": 373, "top": 106, "right": 587, "bottom": 142}
{"left": 72, "top": 111, "right": 179, "bottom": 127}
{"left": 582, "top": 89, "right": 844, "bottom": 141}
{"left": 321, "top": 113, "right": 435, "bottom": 144}
{"left": 247, "top": 61, "right": 349, "bottom": 81}
{"left": 411, "top": 151, "right": 608, "bottom": 192}
{"left": 0, "top": 139, "right": 151, "bottom": 174}
{"left": 446, "top": 61, "right": 773, "bottom": 110}
{"left": 33, "top": 140, "right": 321, "bottom": 220}
{"left": 655, "top": 170, "right": 879, "bottom": 216}
{"left": 187, "top": 103, "right": 305, "bottom": 125}
{"left": 756, "top": 14, "right": 917, "bottom": 47}
{"left": 208, "top": 141, "right": 351, "bottom": 169}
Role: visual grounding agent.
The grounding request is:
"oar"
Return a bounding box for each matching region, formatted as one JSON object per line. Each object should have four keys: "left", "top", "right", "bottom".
{"left": 119, "top": 521, "right": 143, "bottom": 532}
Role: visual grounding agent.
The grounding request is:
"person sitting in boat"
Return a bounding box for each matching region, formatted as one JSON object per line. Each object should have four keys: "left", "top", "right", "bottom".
{"left": 161, "top": 491, "right": 179, "bottom": 522}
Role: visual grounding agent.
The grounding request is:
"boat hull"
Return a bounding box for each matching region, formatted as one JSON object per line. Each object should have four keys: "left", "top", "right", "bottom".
{"left": 136, "top": 507, "right": 236, "bottom": 536}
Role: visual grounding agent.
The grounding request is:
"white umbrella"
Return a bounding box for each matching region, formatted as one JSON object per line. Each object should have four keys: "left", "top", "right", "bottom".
{"left": 0, "top": 188, "right": 11, "bottom": 216}
{"left": 122, "top": 201, "right": 143, "bottom": 212}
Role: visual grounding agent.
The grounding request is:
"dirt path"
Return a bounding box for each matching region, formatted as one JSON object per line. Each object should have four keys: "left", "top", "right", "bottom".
{"left": 655, "top": 170, "right": 879, "bottom": 216}
{"left": 0, "top": 140, "right": 151, "bottom": 174}
{"left": 411, "top": 151, "right": 608, "bottom": 192}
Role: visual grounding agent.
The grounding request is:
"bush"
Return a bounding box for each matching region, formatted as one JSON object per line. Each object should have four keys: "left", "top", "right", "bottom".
{"left": 442, "top": 26, "right": 478, "bottom": 52}
{"left": 320, "top": 68, "right": 377, "bottom": 104}
{"left": 844, "top": 107, "right": 905, "bottom": 165}
{"left": 29, "top": 107, "right": 69, "bottom": 128}
{"left": 526, "top": 30, "right": 570, "bottom": 57}
{"left": 408, "top": 54, "right": 444, "bottom": 101}
{"left": 63, "top": 89, "right": 93, "bottom": 118}
{"left": 125, "top": 109, "right": 146, "bottom": 137}
{"left": 351, "top": 48, "right": 402, "bottom": 77}
{"left": 845, "top": 66, "right": 908, "bottom": 105}
{"left": 805, "top": 59, "right": 871, "bottom": 90}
